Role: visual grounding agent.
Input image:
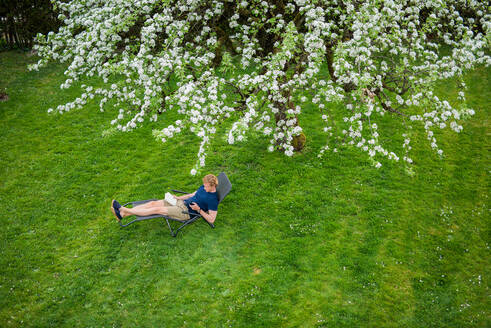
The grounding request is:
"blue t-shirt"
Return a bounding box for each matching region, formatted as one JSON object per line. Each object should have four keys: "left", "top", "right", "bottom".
{"left": 184, "top": 185, "right": 218, "bottom": 215}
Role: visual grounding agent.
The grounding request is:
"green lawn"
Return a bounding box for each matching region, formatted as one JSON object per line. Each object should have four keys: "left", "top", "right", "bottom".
{"left": 0, "top": 50, "right": 489, "bottom": 327}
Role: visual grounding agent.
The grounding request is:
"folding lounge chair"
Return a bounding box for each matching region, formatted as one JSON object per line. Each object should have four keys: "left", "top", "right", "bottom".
{"left": 118, "top": 172, "right": 232, "bottom": 237}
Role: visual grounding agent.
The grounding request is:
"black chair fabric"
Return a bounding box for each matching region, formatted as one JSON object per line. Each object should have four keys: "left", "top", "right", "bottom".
{"left": 216, "top": 172, "right": 232, "bottom": 204}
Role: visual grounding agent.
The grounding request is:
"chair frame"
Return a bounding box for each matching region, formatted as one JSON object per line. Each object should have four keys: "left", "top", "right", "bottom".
{"left": 117, "top": 172, "right": 231, "bottom": 237}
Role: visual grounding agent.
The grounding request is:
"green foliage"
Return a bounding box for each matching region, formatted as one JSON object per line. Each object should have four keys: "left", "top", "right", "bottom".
{"left": 0, "top": 51, "right": 489, "bottom": 327}
{"left": 0, "top": 0, "right": 60, "bottom": 50}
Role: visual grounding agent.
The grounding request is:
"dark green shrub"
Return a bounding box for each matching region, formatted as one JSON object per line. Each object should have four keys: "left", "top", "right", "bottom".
{"left": 0, "top": 0, "right": 60, "bottom": 50}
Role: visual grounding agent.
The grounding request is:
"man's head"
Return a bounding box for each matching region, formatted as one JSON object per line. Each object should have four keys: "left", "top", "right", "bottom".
{"left": 203, "top": 174, "right": 218, "bottom": 192}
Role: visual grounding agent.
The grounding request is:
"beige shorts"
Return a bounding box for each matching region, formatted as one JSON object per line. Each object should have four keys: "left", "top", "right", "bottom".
{"left": 162, "top": 199, "right": 190, "bottom": 221}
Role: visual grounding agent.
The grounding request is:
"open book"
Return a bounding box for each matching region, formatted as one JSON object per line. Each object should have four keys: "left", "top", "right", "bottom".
{"left": 164, "top": 192, "right": 177, "bottom": 206}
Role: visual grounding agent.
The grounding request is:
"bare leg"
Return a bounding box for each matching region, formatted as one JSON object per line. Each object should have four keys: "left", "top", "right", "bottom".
{"left": 131, "top": 200, "right": 164, "bottom": 210}
{"left": 120, "top": 204, "right": 168, "bottom": 218}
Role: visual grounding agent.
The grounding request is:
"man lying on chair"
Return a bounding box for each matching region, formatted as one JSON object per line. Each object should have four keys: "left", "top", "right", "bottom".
{"left": 111, "top": 174, "right": 219, "bottom": 224}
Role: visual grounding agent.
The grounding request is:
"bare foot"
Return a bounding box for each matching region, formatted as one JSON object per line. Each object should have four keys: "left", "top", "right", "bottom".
{"left": 110, "top": 207, "right": 121, "bottom": 222}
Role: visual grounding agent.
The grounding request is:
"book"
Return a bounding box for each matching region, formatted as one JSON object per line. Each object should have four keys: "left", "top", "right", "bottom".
{"left": 164, "top": 192, "right": 177, "bottom": 206}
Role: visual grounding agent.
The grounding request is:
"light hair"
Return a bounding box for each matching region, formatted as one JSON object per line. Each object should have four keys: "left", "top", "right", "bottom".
{"left": 203, "top": 174, "right": 218, "bottom": 187}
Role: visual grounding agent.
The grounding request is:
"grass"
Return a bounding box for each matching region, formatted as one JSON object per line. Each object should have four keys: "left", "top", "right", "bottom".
{"left": 0, "top": 49, "right": 489, "bottom": 327}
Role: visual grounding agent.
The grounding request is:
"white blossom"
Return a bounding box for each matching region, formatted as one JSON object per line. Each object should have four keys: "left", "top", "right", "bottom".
{"left": 29, "top": 0, "right": 489, "bottom": 174}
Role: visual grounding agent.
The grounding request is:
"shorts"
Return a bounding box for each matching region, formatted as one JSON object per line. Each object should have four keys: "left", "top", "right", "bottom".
{"left": 162, "top": 199, "right": 190, "bottom": 221}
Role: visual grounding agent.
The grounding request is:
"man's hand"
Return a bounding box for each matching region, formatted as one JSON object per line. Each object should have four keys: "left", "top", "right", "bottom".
{"left": 189, "top": 202, "right": 200, "bottom": 212}
{"left": 189, "top": 202, "right": 216, "bottom": 224}
{"left": 177, "top": 191, "right": 197, "bottom": 201}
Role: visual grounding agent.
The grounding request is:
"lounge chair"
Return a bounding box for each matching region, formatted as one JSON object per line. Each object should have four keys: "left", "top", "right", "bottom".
{"left": 117, "top": 172, "right": 232, "bottom": 237}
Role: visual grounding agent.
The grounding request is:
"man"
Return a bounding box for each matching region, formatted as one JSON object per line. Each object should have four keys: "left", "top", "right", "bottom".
{"left": 111, "top": 174, "right": 219, "bottom": 224}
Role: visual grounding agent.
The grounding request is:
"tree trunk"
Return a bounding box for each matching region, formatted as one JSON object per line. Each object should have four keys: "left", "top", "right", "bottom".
{"left": 8, "top": 30, "right": 14, "bottom": 47}
{"left": 325, "top": 45, "right": 337, "bottom": 82}
{"left": 7, "top": 15, "right": 15, "bottom": 47}
{"left": 273, "top": 90, "right": 306, "bottom": 152}
{"left": 13, "top": 27, "right": 21, "bottom": 48}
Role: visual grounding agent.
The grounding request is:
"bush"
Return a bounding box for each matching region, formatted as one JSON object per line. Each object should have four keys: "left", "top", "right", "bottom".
{"left": 0, "top": 0, "right": 60, "bottom": 50}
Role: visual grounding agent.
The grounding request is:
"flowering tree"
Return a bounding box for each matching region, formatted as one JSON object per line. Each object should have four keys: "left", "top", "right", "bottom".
{"left": 30, "top": 0, "right": 490, "bottom": 174}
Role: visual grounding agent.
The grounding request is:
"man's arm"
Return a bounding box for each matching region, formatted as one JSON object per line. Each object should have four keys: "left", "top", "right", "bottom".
{"left": 188, "top": 202, "right": 217, "bottom": 224}
{"left": 175, "top": 191, "right": 196, "bottom": 200}
{"left": 199, "top": 209, "right": 217, "bottom": 224}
